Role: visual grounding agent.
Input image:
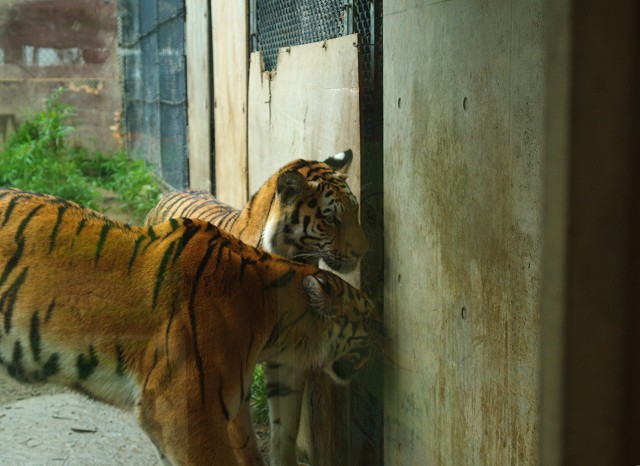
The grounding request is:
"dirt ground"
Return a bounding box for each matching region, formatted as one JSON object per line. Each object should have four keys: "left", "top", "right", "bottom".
{"left": 0, "top": 375, "right": 65, "bottom": 407}
{"left": 0, "top": 377, "right": 160, "bottom": 465}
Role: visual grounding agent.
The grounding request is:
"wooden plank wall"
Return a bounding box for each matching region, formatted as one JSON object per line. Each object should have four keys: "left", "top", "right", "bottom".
{"left": 208, "top": 8, "right": 366, "bottom": 464}
{"left": 185, "top": 0, "right": 212, "bottom": 191}
{"left": 210, "top": 0, "right": 248, "bottom": 207}
{"left": 247, "top": 35, "right": 361, "bottom": 197}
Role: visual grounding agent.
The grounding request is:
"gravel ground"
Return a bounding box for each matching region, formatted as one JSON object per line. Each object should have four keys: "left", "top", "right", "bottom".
{"left": 0, "top": 376, "right": 66, "bottom": 407}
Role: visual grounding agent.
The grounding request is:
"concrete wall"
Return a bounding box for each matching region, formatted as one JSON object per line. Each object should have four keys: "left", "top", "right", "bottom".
{"left": 383, "top": 1, "right": 543, "bottom": 464}
{"left": 0, "top": 0, "right": 121, "bottom": 151}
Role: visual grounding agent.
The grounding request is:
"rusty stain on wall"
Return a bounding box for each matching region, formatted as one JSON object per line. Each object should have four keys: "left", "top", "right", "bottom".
{"left": 0, "top": 0, "right": 113, "bottom": 63}
{"left": 0, "top": 0, "right": 121, "bottom": 150}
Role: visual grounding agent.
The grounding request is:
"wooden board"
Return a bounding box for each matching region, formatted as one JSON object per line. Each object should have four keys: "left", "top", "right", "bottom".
{"left": 211, "top": 0, "right": 248, "bottom": 208}
{"left": 247, "top": 34, "right": 361, "bottom": 201}
{"left": 185, "top": 0, "right": 211, "bottom": 191}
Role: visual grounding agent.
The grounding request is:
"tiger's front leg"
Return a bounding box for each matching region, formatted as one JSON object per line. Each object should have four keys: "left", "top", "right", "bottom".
{"left": 228, "top": 402, "right": 267, "bottom": 465}
{"left": 264, "top": 364, "right": 307, "bottom": 466}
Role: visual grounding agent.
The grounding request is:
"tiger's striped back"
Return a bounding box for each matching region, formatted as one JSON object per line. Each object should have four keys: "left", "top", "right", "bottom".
{"left": 145, "top": 189, "right": 240, "bottom": 231}
{"left": 0, "top": 188, "right": 373, "bottom": 466}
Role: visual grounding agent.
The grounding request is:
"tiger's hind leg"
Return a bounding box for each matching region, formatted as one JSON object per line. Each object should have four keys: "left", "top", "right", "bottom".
{"left": 228, "top": 403, "right": 267, "bottom": 466}
{"left": 150, "top": 440, "right": 176, "bottom": 466}
{"left": 136, "top": 355, "right": 241, "bottom": 466}
{"left": 138, "top": 382, "right": 240, "bottom": 466}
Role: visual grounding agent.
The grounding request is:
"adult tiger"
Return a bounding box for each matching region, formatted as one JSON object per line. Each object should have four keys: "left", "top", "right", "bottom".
{"left": 0, "top": 188, "right": 374, "bottom": 466}
{"left": 145, "top": 150, "right": 369, "bottom": 465}
{"left": 144, "top": 150, "right": 368, "bottom": 274}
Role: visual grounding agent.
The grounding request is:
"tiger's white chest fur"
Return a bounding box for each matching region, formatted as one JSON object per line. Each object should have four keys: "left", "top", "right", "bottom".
{"left": 262, "top": 218, "right": 297, "bottom": 259}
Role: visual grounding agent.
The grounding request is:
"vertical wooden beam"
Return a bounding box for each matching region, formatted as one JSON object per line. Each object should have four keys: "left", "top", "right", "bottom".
{"left": 540, "top": 0, "right": 571, "bottom": 464}
{"left": 542, "top": 0, "right": 640, "bottom": 464}
{"left": 561, "top": 1, "right": 639, "bottom": 464}
{"left": 186, "top": 0, "right": 212, "bottom": 191}
{"left": 211, "top": 0, "right": 248, "bottom": 208}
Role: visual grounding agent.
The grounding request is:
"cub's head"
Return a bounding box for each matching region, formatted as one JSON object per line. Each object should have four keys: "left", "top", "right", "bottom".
{"left": 265, "top": 150, "right": 368, "bottom": 273}
{"left": 302, "top": 271, "right": 375, "bottom": 384}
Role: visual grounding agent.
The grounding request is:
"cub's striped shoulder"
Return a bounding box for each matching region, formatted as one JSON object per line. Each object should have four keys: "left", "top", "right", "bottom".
{"left": 145, "top": 189, "right": 239, "bottom": 229}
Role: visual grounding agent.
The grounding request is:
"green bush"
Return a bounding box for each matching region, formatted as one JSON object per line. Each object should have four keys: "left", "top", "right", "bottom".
{"left": 78, "top": 150, "right": 163, "bottom": 222}
{"left": 250, "top": 364, "right": 269, "bottom": 426}
{"left": 0, "top": 88, "right": 162, "bottom": 222}
{"left": 0, "top": 88, "right": 100, "bottom": 209}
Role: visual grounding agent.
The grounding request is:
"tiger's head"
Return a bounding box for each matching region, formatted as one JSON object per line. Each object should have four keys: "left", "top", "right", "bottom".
{"left": 302, "top": 270, "right": 374, "bottom": 384}
{"left": 263, "top": 150, "right": 368, "bottom": 274}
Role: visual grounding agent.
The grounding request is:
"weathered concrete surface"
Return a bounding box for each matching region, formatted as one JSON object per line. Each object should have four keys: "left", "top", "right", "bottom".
{"left": 383, "top": 0, "right": 543, "bottom": 464}
{"left": 0, "top": 0, "right": 122, "bottom": 151}
{"left": 0, "top": 394, "right": 159, "bottom": 466}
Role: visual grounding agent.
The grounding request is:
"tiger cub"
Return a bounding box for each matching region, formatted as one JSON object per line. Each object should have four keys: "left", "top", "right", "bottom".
{"left": 145, "top": 151, "right": 369, "bottom": 465}
{"left": 144, "top": 150, "right": 368, "bottom": 274}
{"left": 0, "top": 189, "right": 373, "bottom": 466}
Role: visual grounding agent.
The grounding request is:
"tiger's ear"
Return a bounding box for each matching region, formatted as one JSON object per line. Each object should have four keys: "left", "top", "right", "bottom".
{"left": 303, "top": 272, "right": 337, "bottom": 319}
{"left": 276, "top": 171, "right": 309, "bottom": 204}
{"left": 324, "top": 149, "right": 353, "bottom": 174}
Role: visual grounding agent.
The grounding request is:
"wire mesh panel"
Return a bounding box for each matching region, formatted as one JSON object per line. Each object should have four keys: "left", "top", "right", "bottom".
{"left": 352, "top": 2, "right": 384, "bottom": 466}
{"left": 118, "top": 0, "right": 188, "bottom": 190}
{"left": 252, "top": 0, "right": 346, "bottom": 71}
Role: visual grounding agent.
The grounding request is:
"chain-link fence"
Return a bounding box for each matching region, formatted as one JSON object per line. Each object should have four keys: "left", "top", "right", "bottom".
{"left": 118, "top": 0, "right": 188, "bottom": 190}
{"left": 352, "top": 3, "right": 384, "bottom": 465}
{"left": 251, "top": 1, "right": 384, "bottom": 464}
{"left": 250, "top": 0, "right": 347, "bottom": 71}
{"left": 352, "top": 2, "right": 384, "bottom": 464}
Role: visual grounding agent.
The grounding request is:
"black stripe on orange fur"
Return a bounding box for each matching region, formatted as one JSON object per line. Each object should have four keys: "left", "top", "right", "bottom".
{"left": 77, "top": 345, "right": 99, "bottom": 380}
{"left": 8, "top": 340, "right": 26, "bottom": 381}
{"left": 29, "top": 311, "right": 41, "bottom": 362}
{"left": 152, "top": 241, "right": 176, "bottom": 311}
{"left": 75, "top": 217, "right": 87, "bottom": 237}
{"left": 189, "top": 242, "right": 215, "bottom": 404}
{"left": 1, "top": 267, "right": 29, "bottom": 333}
{"left": 38, "top": 352, "right": 60, "bottom": 381}
{"left": 128, "top": 235, "right": 146, "bottom": 275}
{"left": 95, "top": 224, "right": 111, "bottom": 265}
{"left": 115, "top": 343, "right": 127, "bottom": 376}
{"left": 44, "top": 299, "right": 56, "bottom": 322}
{"left": 1, "top": 194, "right": 26, "bottom": 227}
{"left": 49, "top": 205, "right": 67, "bottom": 253}
{"left": 218, "top": 374, "right": 230, "bottom": 421}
